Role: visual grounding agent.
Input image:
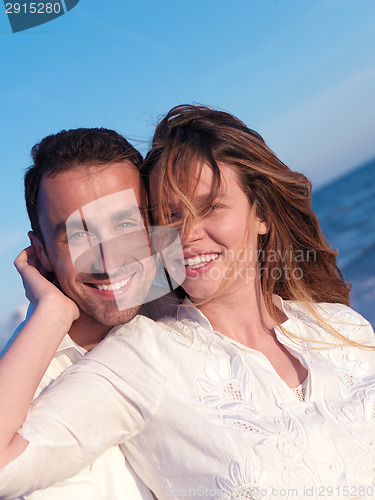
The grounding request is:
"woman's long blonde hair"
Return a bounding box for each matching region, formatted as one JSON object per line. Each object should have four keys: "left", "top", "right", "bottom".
{"left": 143, "top": 105, "right": 355, "bottom": 343}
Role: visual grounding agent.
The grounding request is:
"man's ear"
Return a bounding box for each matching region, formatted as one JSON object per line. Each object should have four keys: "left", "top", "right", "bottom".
{"left": 28, "top": 231, "right": 53, "bottom": 273}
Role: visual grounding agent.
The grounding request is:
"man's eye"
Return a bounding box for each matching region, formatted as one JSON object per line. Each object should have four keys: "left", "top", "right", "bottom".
{"left": 69, "top": 231, "right": 93, "bottom": 242}
{"left": 116, "top": 221, "right": 138, "bottom": 230}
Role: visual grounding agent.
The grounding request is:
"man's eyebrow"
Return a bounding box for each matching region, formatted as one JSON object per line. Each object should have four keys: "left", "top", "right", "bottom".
{"left": 55, "top": 206, "right": 144, "bottom": 239}
{"left": 53, "top": 221, "right": 69, "bottom": 239}
{"left": 55, "top": 218, "right": 88, "bottom": 240}
{"left": 110, "top": 206, "right": 143, "bottom": 224}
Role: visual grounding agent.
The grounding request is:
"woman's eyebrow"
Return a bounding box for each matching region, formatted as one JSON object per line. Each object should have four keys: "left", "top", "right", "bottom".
{"left": 194, "top": 192, "right": 229, "bottom": 205}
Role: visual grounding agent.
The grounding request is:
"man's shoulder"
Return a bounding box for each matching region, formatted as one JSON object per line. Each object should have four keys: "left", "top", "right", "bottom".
{"left": 34, "top": 334, "right": 81, "bottom": 399}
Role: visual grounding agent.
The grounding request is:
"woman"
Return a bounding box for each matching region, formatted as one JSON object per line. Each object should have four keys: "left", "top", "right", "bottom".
{"left": 0, "top": 105, "right": 374, "bottom": 500}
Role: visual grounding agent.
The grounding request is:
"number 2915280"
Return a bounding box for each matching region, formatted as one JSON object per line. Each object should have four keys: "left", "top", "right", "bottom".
{"left": 5, "top": 3, "right": 62, "bottom": 14}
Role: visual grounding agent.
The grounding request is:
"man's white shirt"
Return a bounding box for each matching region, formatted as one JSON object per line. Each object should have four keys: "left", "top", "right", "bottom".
{"left": 13, "top": 327, "right": 154, "bottom": 500}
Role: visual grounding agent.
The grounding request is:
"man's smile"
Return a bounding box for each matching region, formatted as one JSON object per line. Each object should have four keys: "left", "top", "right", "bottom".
{"left": 83, "top": 273, "right": 136, "bottom": 297}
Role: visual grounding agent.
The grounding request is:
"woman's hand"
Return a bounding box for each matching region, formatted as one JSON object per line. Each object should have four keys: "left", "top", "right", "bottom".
{"left": 14, "top": 246, "right": 79, "bottom": 325}
{"left": 0, "top": 247, "right": 80, "bottom": 466}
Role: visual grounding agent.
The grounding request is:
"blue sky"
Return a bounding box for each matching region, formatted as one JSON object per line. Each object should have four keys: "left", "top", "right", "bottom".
{"left": 1, "top": 0, "right": 375, "bottom": 320}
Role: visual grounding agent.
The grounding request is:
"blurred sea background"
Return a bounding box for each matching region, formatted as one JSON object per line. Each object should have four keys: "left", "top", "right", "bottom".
{"left": 1, "top": 157, "right": 374, "bottom": 350}
{"left": 312, "top": 157, "right": 375, "bottom": 326}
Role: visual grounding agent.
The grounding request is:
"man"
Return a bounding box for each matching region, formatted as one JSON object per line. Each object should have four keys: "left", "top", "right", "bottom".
{"left": 10, "top": 127, "right": 158, "bottom": 499}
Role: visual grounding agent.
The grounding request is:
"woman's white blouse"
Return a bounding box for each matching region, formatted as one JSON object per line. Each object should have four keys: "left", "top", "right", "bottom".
{"left": 1, "top": 299, "right": 375, "bottom": 500}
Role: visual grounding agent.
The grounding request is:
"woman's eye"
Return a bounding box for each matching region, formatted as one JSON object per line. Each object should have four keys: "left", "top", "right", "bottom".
{"left": 164, "top": 212, "right": 178, "bottom": 222}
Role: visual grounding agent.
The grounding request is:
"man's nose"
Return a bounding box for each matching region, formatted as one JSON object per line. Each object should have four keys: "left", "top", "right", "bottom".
{"left": 73, "top": 230, "right": 152, "bottom": 274}
{"left": 98, "top": 240, "right": 126, "bottom": 274}
{"left": 99, "top": 231, "right": 152, "bottom": 274}
{"left": 76, "top": 239, "right": 127, "bottom": 275}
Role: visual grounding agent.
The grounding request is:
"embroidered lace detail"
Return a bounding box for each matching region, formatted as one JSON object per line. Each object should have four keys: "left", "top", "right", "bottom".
{"left": 326, "top": 350, "right": 371, "bottom": 400}
{"left": 215, "top": 457, "right": 268, "bottom": 500}
{"left": 231, "top": 421, "right": 261, "bottom": 433}
{"left": 341, "top": 372, "right": 356, "bottom": 386}
{"left": 292, "top": 378, "right": 307, "bottom": 402}
{"left": 198, "top": 355, "right": 298, "bottom": 438}
{"left": 222, "top": 382, "right": 242, "bottom": 401}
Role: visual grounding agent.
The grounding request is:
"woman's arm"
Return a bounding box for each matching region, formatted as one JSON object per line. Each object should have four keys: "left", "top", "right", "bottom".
{"left": 0, "top": 314, "right": 163, "bottom": 498}
{"left": 0, "top": 247, "right": 79, "bottom": 466}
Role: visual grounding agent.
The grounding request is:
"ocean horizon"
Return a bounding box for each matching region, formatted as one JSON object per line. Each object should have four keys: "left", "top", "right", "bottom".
{"left": 312, "top": 157, "right": 375, "bottom": 326}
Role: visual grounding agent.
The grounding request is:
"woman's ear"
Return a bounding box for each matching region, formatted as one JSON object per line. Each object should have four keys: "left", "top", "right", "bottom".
{"left": 28, "top": 231, "right": 53, "bottom": 273}
{"left": 256, "top": 218, "right": 269, "bottom": 236}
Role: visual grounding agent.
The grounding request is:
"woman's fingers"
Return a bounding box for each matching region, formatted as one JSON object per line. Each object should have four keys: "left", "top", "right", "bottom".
{"left": 14, "top": 247, "right": 52, "bottom": 305}
{"left": 14, "top": 247, "right": 34, "bottom": 272}
{"left": 14, "top": 246, "right": 47, "bottom": 278}
{"left": 13, "top": 246, "right": 80, "bottom": 323}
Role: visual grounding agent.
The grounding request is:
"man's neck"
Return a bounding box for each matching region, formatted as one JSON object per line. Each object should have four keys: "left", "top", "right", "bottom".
{"left": 68, "top": 313, "right": 112, "bottom": 351}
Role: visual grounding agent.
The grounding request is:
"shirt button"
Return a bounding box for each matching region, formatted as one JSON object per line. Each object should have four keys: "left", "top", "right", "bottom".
{"left": 305, "top": 407, "right": 315, "bottom": 415}
{"left": 330, "top": 463, "right": 339, "bottom": 471}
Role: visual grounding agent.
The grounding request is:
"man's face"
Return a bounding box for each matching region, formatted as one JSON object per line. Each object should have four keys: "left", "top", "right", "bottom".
{"left": 36, "top": 161, "right": 155, "bottom": 327}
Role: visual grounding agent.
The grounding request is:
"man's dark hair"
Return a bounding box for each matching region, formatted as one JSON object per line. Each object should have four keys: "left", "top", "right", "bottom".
{"left": 25, "top": 127, "right": 143, "bottom": 242}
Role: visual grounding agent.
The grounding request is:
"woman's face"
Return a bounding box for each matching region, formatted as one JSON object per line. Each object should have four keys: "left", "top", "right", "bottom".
{"left": 150, "top": 163, "right": 268, "bottom": 302}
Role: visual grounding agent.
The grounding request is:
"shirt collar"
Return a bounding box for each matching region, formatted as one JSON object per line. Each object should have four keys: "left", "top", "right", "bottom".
{"left": 56, "top": 334, "right": 87, "bottom": 355}
{"left": 26, "top": 303, "right": 87, "bottom": 356}
{"left": 175, "top": 295, "right": 292, "bottom": 332}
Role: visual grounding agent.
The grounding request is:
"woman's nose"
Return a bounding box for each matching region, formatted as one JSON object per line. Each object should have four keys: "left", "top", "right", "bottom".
{"left": 181, "top": 218, "right": 205, "bottom": 246}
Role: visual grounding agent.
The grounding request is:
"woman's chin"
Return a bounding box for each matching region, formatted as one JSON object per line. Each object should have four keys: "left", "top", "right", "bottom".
{"left": 181, "top": 280, "right": 221, "bottom": 303}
